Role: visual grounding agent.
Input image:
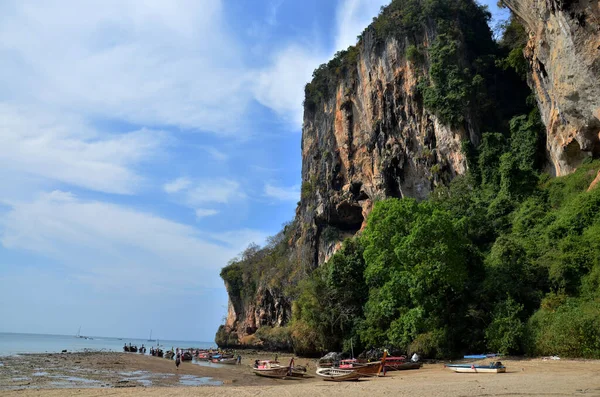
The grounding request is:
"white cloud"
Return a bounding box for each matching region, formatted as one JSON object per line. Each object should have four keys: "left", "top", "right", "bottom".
{"left": 195, "top": 208, "right": 219, "bottom": 218}
{"left": 0, "top": 104, "right": 163, "bottom": 195}
{"left": 252, "top": 46, "right": 326, "bottom": 127}
{"left": 186, "top": 180, "right": 245, "bottom": 205}
{"left": 164, "top": 177, "right": 192, "bottom": 194}
{"left": 0, "top": 0, "right": 250, "bottom": 135}
{"left": 0, "top": 0, "right": 390, "bottom": 138}
{"left": 252, "top": 0, "right": 391, "bottom": 129}
{"left": 164, "top": 178, "right": 245, "bottom": 207}
{"left": 264, "top": 183, "right": 300, "bottom": 202}
{"left": 334, "top": 0, "right": 390, "bottom": 51}
{"left": 198, "top": 146, "right": 228, "bottom": 162}
{"left": 0, "top": 191, "right": 266, "bottom": 291}
{"left": 266, "top": 0, "right": 284, "bottom": 26}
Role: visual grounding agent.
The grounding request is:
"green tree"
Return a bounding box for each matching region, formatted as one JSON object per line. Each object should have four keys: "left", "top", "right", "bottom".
{"left": 485, "top": 296, "right": 525, "bottom": 354}
{"left": 360, "top": 199, "right": 470, "bottom": 356}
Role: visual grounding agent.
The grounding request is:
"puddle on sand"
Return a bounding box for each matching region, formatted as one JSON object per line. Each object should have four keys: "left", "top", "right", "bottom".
{"left": 32, "top": 372, "right": 48, "bottom": 376}
{"left": 48, "top": 375, "right": 100, "bottom": 384}
{"left": 119, "top": 370, "right": 148, "bottom": 376}
{"left": 192, "top": 359, "right": 224, "bottom": 369}
{"left": 118, "top": 370, "right": 160, "bottom": 386}
{"left": 11, "top": 377, "right": 31, "bottom": 382}
{"left": 136, "top": 379, "right": 152, "bottom": 386}
{"left": 153, "top": 373, "right": 174, "bottom": 378}
{"left": 49, "top": 381, "right": 71, "bottom": 387}
{"left": 179, "top": 375, "right": 223, "bottom": 386}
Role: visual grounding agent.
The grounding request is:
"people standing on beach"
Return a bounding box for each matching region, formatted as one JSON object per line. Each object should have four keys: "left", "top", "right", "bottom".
{"left": 175, "top": 351, "right": 181, "bottom": 370}
{"left": 237, "top": 354, "right": 242, "bottom": 365}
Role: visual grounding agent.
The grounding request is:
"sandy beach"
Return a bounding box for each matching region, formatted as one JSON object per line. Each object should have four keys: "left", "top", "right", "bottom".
{"left": 1, "top": 352, "right": 600, "bottom": 396}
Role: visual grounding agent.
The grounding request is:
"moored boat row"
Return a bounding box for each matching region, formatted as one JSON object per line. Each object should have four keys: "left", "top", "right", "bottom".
{"left": 252, "top": 349, "right": 507, "bottom": 383}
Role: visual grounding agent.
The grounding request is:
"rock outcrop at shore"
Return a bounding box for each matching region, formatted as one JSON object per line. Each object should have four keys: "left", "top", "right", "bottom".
{"left": 503, "top": 0, "right": 600, "bottom": 175}
{"left": 217, "top": 0, "right": 600, "bottom": 349}
{"left": 218, "top": 1, "right": 503, "bottom": 348}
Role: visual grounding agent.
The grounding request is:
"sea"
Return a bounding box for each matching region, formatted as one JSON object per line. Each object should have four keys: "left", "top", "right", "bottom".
{"left": 0, "top": 332, "right": 215, "bottom": 356}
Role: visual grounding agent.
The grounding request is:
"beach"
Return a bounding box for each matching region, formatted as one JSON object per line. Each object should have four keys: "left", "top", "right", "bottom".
{"left": 2, "top": 352, "right": 600, "bottom": 396}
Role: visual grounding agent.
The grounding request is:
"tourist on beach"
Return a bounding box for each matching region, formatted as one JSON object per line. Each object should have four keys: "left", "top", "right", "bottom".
{"left": 237, "top": 354, "right": 242, "bottom": 365}
{"left": 175, "top": 351, "right": 181, "bottom": 370}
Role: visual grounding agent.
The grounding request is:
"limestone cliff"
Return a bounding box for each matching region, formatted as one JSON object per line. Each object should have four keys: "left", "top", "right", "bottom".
{"left": 216, "top": 0, "right": 600, "bottom": 349}
{"left": 503, "top": 0, "right": 600, "bottom": 175}
{"left": 218, "top": 0, "right": 505, "bottom": 348}
{"left": 294, "top": 3, "right": 504, "bottom": 268}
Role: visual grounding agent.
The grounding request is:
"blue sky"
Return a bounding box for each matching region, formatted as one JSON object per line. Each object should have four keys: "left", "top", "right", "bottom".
{"left": 0, "top": 0, "right": 507, "bottom": 342}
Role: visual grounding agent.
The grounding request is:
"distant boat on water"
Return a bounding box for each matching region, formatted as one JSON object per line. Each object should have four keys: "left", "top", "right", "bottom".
{"left": 147, "top": 329, "right": 156, "bottom": 342}
{"left": 75, "top": 326, "right": 93, "bottom": 340}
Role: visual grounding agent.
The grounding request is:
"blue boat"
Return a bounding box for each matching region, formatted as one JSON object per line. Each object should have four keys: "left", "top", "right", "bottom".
{"left": 464, "top": 353, "right": 500, "bottom": 359}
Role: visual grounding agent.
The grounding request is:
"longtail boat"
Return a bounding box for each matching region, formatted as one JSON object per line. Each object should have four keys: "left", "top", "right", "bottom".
{"left": 337, "top": 350, "right": 387, "bottom": 376}
{"left": 216, "top": 357, "right": 238, "bottom": 365}
{"left": 316, "top": 367, "right": 363, "bottom": 381}
{"left": 445, "top": 361, "right": 506, "bottom": 373}
{"left": 384, "top": 356, "right": 422, "bottom": 371}
{"left": 253, "top": 359, "right": 300, "bottom": 378}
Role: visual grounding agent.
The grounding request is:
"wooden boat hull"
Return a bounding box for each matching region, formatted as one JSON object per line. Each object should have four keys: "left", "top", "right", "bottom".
{"left": 449, "top": 367, "right": 505, "bottom": 373}
{"left": 351, "top": 362, "right": 382, "bottom": 375}
{"left": 254, "top": 367, "right": 291, "bottom": 378}
{"left": 446, "top": 364, "right": 506, "bottom": 373}
{"left": 385, "top": 362, "right": 422, "bottom": 371}
{"left": 316, "top": 368, "right": 363, "bottom": 381}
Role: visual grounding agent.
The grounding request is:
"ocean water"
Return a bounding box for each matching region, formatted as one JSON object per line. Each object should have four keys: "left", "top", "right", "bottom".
{"left": 0, "top": 332, "right": 215, "bottom": 356}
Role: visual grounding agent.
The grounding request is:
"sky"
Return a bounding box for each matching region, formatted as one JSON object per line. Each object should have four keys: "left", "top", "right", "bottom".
{"left": 0, "top": 0, "right": 508, "bottom": 342}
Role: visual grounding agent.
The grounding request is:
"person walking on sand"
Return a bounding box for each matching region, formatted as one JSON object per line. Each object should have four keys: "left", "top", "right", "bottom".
{"left": 237, "top": 354, "right": 242, "bottom": 365}
{"left": 175, "top": 351, "right": 181, "bottom": 370}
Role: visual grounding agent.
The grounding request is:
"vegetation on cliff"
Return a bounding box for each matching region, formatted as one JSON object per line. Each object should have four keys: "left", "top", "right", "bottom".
{"left": 217, "top": 0, "right": 600, "bottom": 358}
{"left": 292, "top": 138, "right": 600, "bottom": 358}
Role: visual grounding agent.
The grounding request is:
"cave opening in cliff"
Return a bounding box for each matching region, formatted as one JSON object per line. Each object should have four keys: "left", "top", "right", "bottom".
{"left": 329, "top": 202, "right": 364, "bottom": 232}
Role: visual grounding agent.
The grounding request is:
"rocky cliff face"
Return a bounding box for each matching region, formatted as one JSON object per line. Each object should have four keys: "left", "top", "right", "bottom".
{"left": 296, "top": 31, "right": 481, "bottom": 268}
{"left": 503, "top": 0, "right": 600, "bottom": 175}
{"left": 219, "top": 23, "right": 477, "bottom": 346}
{"left": 222, "top": 281, "right": 289, "bottom": 339}
{"left": 217, "top": 0, "right": 600, "bottom": 349}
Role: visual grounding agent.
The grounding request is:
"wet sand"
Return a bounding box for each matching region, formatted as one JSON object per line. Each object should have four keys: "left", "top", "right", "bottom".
{"left": 0, "top": 351, "right": 303, "bottom": 389}
{"left": 1, "top": 352, "right": 600, "bottom": 396}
